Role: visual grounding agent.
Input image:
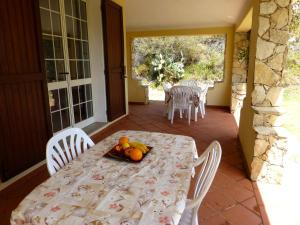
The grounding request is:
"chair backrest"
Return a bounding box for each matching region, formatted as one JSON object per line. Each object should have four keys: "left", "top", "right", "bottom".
{"left": 162, "top": 82, "right": 172, "bottom": 92}
{"left": 170, "top": 86, "right": 193, "bottom": 108}
{"left": 193, "top": 82, "right": 209, "bottom": 103}
{"left": 46, "top": 128, "right": 95, "bottom": 176}
{"left": 188, "top": 141, "right": 222, "bottom": 224}
{"left": 179, "top": 79, "right": 198, "bottom": 87}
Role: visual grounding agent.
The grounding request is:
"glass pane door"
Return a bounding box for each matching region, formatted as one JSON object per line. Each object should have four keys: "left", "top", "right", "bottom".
{"left": 64, "top": 0, "right": 93, "bottom": 126}
{"left": 40, "top": 0, "right": 93, "bottom": 133}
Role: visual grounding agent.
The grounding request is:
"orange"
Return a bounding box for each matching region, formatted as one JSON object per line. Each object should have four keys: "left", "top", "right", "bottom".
{"left": 124, "top": 148, "right": 132, "bottom": 157}
{"left": 129, "top": 148, "right": 143, "bottom": 161}
{"left": 119, "top": 136, "right": 129, "bottom": 145}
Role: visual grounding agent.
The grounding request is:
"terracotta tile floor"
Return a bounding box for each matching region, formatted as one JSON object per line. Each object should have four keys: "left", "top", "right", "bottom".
{"left": 0, "top": 101, "right": 265, "bottom": 225}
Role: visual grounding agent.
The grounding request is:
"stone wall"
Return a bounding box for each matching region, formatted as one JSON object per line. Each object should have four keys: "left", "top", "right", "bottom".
{"left": 250, "top": 0, "right": 291, "bottom": 183}
{"left": 231, "top": 33, "right": 249, "bottom": 125}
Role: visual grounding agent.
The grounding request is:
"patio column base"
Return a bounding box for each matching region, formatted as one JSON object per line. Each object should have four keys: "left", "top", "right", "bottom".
{"left": 251, "top": 123, "right": 288, "bottom": 184}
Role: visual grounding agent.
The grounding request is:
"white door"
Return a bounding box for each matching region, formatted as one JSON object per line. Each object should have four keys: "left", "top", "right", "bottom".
{"left": 39, "top": 0, "right": 94, "bottom": 133}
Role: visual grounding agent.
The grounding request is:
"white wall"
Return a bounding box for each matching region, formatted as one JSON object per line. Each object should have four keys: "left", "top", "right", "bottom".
{"left": 86, "top": 0, "right": 107, "bottom": 122}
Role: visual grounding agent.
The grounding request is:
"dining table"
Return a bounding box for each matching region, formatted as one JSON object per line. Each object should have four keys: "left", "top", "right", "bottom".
{"left": 11, "top": 130, "right": 198, "bottom": 225}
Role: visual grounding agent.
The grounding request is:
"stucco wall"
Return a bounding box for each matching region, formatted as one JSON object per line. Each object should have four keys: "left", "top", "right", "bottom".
{"left": 127, "top": 27, "right": 235, "bottom": 106}
{"left": 86, "top": 0, "right": 107, "bottom": 122}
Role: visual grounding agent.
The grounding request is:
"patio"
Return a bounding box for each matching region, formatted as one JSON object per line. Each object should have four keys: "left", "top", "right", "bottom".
{"left": 0, "top": 0, "right": 298, "bottom": 224}
{"left": 0, "top": 102, "right": 264, "bottom": 225}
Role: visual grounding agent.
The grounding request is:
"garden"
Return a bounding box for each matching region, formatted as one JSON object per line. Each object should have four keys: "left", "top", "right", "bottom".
{"left": 132, "top": 35, "right": 226, "bottom": 87}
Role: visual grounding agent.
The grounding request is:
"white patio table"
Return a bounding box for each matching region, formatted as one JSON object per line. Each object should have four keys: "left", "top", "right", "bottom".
{"left": 11, "top": 130, "right": 197, "bottom": 225}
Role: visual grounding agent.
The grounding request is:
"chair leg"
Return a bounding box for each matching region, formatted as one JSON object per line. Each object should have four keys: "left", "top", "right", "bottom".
{"left": 199, "top": 102, "right": 204, "bottom": 119}
{"left": 194, "top": 106, "right": 198, "bottom": 122}
{"left": 202, "top": 102, "right": 206, "bottom": 116}
{"left": 167, "top": 103, "right": 172, "bottom": 120}
{"left": 180, "top": 109, "right": 183, "bottom": 119}
{"left": 171, "top": 108, "right": 175, "bottom": 124}
{"left": 188, "top": 106, "right": 191, "bottom": 125}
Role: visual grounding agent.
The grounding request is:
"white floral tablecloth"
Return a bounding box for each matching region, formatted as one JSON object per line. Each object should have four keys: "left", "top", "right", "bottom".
{"left": 11, "top": 130, "right": 197, "bottom": 225}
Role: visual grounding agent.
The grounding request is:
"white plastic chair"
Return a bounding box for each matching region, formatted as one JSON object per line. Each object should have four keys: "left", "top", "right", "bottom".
{"left": 162, "top": 82, "right": 172, "bottom": 116}
{"left": 194, "top": 85, "right": 208, "bottom": 120}
{"left": 46, "top": 128, "right": 95, "bottom": 176}
{"left": 199, "top": 86, "right": 208, "bottom": 118}
{"left": 179, "top": 80, "right": 209, "bottom": 120}
{"left": 179, "top": 141, "right": 222, "bottom": 225}
{"left": 170, "top": 86, "right": 193, "bottom": 125}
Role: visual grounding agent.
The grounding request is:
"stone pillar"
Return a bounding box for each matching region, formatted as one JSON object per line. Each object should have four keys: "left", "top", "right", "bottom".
{"left": 250, "top": 0, "right": 292, "bottom": 183}
{"left": 231, "top": 33, "right": 250, "bottom": 125}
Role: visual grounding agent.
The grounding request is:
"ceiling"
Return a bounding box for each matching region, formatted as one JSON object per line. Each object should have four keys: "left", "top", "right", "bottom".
{"left": 125, "top": 0, "right": 251, "bottom": 31}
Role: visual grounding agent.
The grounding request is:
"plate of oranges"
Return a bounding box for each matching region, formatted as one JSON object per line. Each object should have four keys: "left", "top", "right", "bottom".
{"left": 104, "top": 136, "right": 152, "bottom": 162}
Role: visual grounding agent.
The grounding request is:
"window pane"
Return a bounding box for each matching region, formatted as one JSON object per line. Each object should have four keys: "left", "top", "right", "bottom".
{"left": 69, "top": 60, "right": 77, "bottom": 80}
{"left": 80, "top": 1, "right": 87, "bottom": 20}
{"left": 87, "top": 101, "right": 93, "bottom": 118}
{"left": 39, "top": 0, "right": 49, "bottom": 9}
{"left": 77, "top": 61, "right": 84, "bottom": 79}
{"left": 52, "top": 12, "right": 62, "bottom": 36}
{"left": 72, "top": 0, "right": 80, "bottom": 18}
{"left": 82, "top": 42, "right": 89, "bottom": 59}
{"left": 73, "top": 105, "right": 81, "bottom": 123}
{"left": 40, "top": 9, "right": 51, "bottom": 34}
{"left": 68, "top": 39, "right": 76, "bottom": 59}
{"left": 42, "top": 35, "right": 54, "bottom": 59}
{"left": 66, "top": 16, "right": 74, "bottom": 38}
{"left": 50, "top": 0, "right": 60, "bottom": 12}
{"left": 45, "top": 60, "right": 56, "bottom": 82}
{"left": 80, "top": 103, "right": 87, "bottom": 120}
{"left": 51, "top": 111, "right": 62, "bottom": 132}
{"left": 54, "top": 37, "right": 64, "bottom": 59}
{"left": 72, "top": 86, "right": 79, "bottom": 104}
{"left": 74, "top": 19, "right": 81, "bottom": 39}
{"left": 79, "top": 85, "right": 86, "bottom": 102}
{"left": 49, "top": 89, "right": 59, "bottom": 111}
{"left": 59, "top": 88, "right": 68, "bottom": 109}
{"left": 86, "top": 84, "right": 92, "bottom": 101}
{"left": 56, "top": 60, "right": 66, "bottom": 81}
{"left": 84, "top": 61, "right": 91, "bottom": 78}
{"left": 81, "top": 21, "right": 88, "bottom": 40}
{"left": 61, "top": 109, "right": 70, "bottom": 128}
{"left": 64, "top": 0, "right": 72, "bottom": 16}
{"left": 75, "top": 40, "right": 82, "bottom": 59}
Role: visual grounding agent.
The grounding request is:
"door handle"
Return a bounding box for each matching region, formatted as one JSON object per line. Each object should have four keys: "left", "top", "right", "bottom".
{"left": 59, "top": 72, "right": 70, "bottom": 75}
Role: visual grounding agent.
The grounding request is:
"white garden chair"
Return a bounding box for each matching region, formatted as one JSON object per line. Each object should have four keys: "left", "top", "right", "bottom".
{"left": 46, "top": 128, "right": 95, "bottom": 176}
{"left": 193, "top": 84, "right": 208, "bottom": 120}
{"left": 179, "top": 141, "right": 222, "bottom": 225}
{"left": 162, "top": 82, "right": 173, "bottom": 116}
{"left": 170, "top": 86, "right": 193, "bottom": 125}
{"left": 179, "top": 80, "right": 210, "bottom": 120}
